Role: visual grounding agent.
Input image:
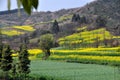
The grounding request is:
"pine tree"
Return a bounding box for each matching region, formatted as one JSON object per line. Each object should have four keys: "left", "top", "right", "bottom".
{"left": 0, "top": 44, "right": 3, "bottom": 63}
{"left": 1, "top": 45, "right": 13, "bottom": 79}
{"left": 71, "top": 14, "right": 81, "bottom": 22}
{"left": 0, "top": 29, "right": 3, "bottom": 64}
{"left": 1, "top": 45, "right": 12, "bottom": 71}
{"left": 76, "top": 14, "right": 81, "bottom": 21}
{"left": 18, "top": 44, "right": 30, "bottom": 77}
{"left": 71, "top": 14, "right": 76, "bottom": 22}
{"left": 51, "top": 20, "right": 59, "bottom": 34}
{"left": 11, "top": 63, "right": 17, "bottom": 80}
{"left": 80, "top": 16, "right": 87, "bottom": 24}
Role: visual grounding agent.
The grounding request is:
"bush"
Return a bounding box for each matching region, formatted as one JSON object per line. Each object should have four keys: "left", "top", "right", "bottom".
{"left": 117, "top": 48, "right": 120, "bottom": 52}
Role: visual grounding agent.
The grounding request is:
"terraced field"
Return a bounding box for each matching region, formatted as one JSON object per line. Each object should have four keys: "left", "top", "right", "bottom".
{"left": 1, "top": 25, "right": 35, "bottom": 36}
{"left": 59, "top": 27, "right": 120, "bottom": 47}
{"left": 13, "top": 47, "right": 120, "bottom": 66}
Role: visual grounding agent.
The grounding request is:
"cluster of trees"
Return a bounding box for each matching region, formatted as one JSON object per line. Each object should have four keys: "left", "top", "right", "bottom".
{"left": 71, "top": 14, "right": 107, "bottom": 29}
{"left": 95, "top": 16, "right": 107, "bottom": 28}
{"left": 71, "top": 14, "right": 87, "bottom": 24}
{"left": 0, "top": 43, "right": 30, "bottom": 80}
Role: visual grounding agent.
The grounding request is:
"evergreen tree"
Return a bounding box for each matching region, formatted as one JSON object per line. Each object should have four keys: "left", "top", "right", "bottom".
{"left": 80, "top": 16, "right": 87, "bottom": 24}
{"left": 71, "top": 14, "right": 76, "bottom": 22}
{"left": 51, "top": 20, "right": 59, "bottom": 34}
{"left": 1, "top": 45, "right": 13, "bottom": 79}
{"left": 0, "top": 29, "right": 3, "bottom": 63}
{"left": 1, "top": 45, "right": 12, "bottom": 71}
{"left": 11, "top": 63, "right": 17, "bottom": 80}
{"left": 96, "top": 16, "right": 107, "bottom": 27}
{"left": 71, "top": 14, "right": 80, "bottom": 22}
{"left": 76, "top": 14, "right": 81, "bottom": 21}
{"left": 0, "top": 44, "right": 3, "bottom": 69}
{"left": 18, "top": 44, "right": 30, "bottom": 77}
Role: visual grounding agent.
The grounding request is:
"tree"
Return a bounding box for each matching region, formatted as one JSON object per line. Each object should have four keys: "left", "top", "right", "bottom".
{"left": 71, "top": 14, "right": 80, "bottom": 22}
{"left": 51, "top": 20, "right": 60, "bottom": 34}
{"left": 1, "top": 45, "right": 12, "bottom": 71}
{"left": 71, "top": 14, "right": 76, "bottom": 22}
{"left": 95, "top": 37, "right": 99, "bottom": 48}
{"left": 1, "top": 45, "right": 13, "bottom": 79}
{"left": 96, "top": 16, "right": 107, "bottom": 27}
{"left": 80, "top": 16, "right": 87, "bottom": 24}
{"left": 39, "top": 34, "right": 54, "bottom": 60}
{"left": 0, "top": 44, "right": 3, "bottom": 68}
{"left": 0, "top": 30, "right": 3, "bottom": 64}
{"left": 18, "top": 44, "right": 30, "bottom": 77}
{"left": 20, "top": 34, "right": 30, "bottom": 45}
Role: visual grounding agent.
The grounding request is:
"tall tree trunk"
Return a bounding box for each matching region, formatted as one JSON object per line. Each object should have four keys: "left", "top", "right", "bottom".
{"left": 43, "top": 49, "right": 50, "bottom": 60}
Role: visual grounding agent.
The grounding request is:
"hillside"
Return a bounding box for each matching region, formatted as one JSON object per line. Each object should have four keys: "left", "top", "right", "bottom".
{"left": 0, "top": 0, "right": 120, "bottom": 36}
{"left": 58, "top": 27, "right": 120, "bottom": 49}
{"left": 0, "top": 0, "right": 120, "bottom": 49}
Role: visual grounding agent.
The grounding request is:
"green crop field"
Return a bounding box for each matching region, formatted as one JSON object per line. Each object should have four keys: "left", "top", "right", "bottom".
{"left": 30, "top": 60, "right": 120, "bottom": 80}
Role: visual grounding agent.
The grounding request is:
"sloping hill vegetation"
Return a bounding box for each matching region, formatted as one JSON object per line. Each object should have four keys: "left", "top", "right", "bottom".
{"left": 0, "top": 0, "right": 120, "bottom": 80}
{"left": 59, "top": 27, "right": 120, "bottom": 48}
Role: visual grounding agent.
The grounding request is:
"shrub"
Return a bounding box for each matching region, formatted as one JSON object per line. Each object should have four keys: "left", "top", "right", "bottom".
{"left": 117, "top": 48, "right": 120, "bottom": 52}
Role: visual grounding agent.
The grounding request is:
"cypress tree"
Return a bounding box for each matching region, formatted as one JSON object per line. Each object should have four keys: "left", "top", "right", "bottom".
{"left": 51, "top": 20, "right": 59, "bottom": 34}
{"left": 1, "top": 45, "right": 13, "bottom": 79}
{"left": 0, "top": 44, "right": 3, "bottom": 63}
{"left": 11, "top": 63, "right": 17, "bottom": 80}
{"left": 0, "top": 29, "right": 3, "bottom": 64}
{"left": 80, "top": 16, "right": 87, "bottom": 24}
{"left": 76, "top": 14, "right": 81, "bottom": 21}
{"left": 71, "top": 14, "right": 76, "bottom": 22}
{"left": 18, "top": 44, "right": 30, "bottom": 77}
{"left": 71, "top": 14, "right": 81, "bottom": 22}
{"left": 1, "top": 45, "right": 12, "bottom": 71}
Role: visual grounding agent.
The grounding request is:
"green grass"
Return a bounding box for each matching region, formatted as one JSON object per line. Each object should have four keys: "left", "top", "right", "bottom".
{"left": 30, "top": 60, "right": 120, "bottom": 80}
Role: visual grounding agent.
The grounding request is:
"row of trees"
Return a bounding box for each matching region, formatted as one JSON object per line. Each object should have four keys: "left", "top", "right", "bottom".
{"left": 71, "top": 14, "right": 107, "bottom": 28}
{"left": 0, "top": 43, "right": 30, "bottom": 80}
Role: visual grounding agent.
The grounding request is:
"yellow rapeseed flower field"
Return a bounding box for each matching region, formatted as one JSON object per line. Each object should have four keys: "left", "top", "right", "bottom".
{"left": 28, "top": 49, "right": 42, "bottom": 55}
{"left": 59, "top": 28, "right": 120, "bottom": 45}
{"left": 13, "top": 26, "right": 35, "bottom": 31}
{"left": 1, "top": 30, "right": 24, "bottom": 36}
{"left": 12, "top": 49, "right": 42, "bottom": 57}
{"left": 51, "top": 55, "right": 120, "bottom": 62}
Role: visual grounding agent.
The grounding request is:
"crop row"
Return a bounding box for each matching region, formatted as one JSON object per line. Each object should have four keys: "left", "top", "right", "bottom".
{"left": 49, "top": 55, "right": 120, "bottom": 66}
{"left": 51, "top": 47, "right": 120, "bottom": 56}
